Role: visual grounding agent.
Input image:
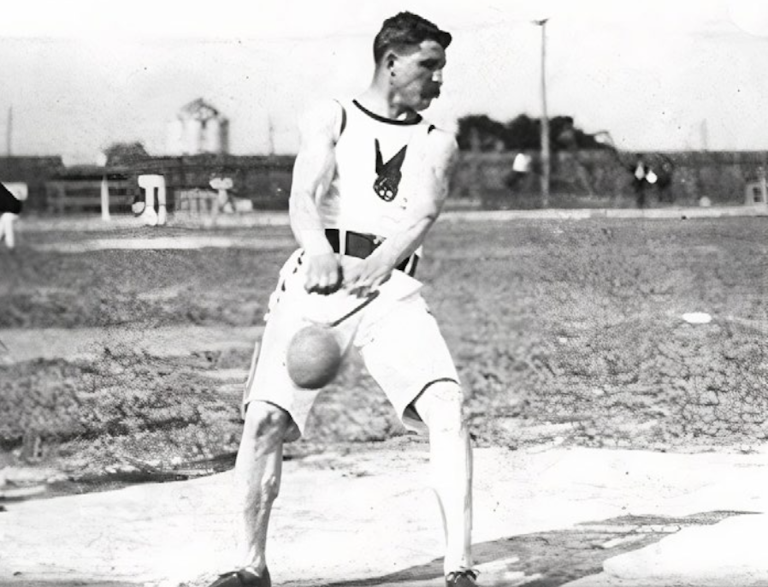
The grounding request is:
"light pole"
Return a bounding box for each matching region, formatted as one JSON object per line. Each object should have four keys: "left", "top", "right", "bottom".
{"left": 533, "top": 18, "right": 550, "bottom": 207}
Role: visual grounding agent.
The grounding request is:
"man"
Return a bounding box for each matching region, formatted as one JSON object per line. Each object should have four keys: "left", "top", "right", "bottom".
{"left": 210, "top": 12, "right": 477, "bottom": 587}
{"left": 0, "top": 181, "right": 24, "bottom": 249}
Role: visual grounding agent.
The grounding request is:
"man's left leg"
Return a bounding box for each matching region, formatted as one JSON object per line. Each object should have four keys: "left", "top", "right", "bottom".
{"left": 357, "top": 291, "right": 476, "bottom": 585}
{"left": 412, "top": 380, "right": 475, "bottom": 582}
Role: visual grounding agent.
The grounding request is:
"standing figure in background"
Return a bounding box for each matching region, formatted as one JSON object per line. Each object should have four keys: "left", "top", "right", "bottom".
{"left": 631, "top": 156, "right": 649, "bottom": 208}
{"left": 0, "top": 182, "right": 24, "bottom": 249}
{"left": 507, "top": 151, "right": 533, "bottom": 190}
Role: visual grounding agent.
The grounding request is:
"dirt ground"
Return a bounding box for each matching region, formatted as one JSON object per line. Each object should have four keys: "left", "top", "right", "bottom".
{"left": 1, "top": 215, "right": 767, "bottom": 486}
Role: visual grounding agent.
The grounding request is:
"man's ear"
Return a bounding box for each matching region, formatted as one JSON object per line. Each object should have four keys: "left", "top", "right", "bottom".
{"left": 384, "top": 49, "right": 398, "bottom": 69}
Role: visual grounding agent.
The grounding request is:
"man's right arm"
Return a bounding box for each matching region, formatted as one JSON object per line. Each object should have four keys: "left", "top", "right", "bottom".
{"left": 288, "top": 101, "right": 342, "bottom": 294}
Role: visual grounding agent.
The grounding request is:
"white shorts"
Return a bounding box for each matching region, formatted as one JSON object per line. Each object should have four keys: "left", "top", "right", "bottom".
{"left": 242, "top": 249, "right": 460, "bottom": 442}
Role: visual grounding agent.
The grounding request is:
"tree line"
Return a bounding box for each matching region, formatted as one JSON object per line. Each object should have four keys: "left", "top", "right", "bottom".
{"left": 456, "top": 114, "right": 608, "bottom": 152}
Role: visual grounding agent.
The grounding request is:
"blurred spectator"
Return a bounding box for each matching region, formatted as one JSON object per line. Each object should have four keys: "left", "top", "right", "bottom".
{"left": 630, "top": 155, "right": 674, "bottom": 207}
{"left": 631, "top": 157, "right": 648, "bottom": 208}
{"left": 506, "top": 152, "right": 533, "bottom": 189}
{"left": 0, "top": 181, "right": 23, "bottom": 249}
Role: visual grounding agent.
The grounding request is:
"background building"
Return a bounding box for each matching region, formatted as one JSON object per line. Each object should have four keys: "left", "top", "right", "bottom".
{"left": 166, "top": 99, "right": 229, "bottom": 156}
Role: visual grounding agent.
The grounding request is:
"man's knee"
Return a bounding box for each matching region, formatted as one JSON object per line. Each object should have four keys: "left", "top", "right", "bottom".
{"left": 239, "top": 402, "right": 289, "bottom": 504}
{"left": 415, "top": 380, "right": 467, "bottom": 434}
{"left": 242, "top": 401, "right": 291, "bottom": 445}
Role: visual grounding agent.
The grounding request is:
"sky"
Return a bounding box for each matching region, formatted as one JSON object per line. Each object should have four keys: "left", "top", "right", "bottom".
{"left": 1, "top": 0, "right": 767, "bottom": 164}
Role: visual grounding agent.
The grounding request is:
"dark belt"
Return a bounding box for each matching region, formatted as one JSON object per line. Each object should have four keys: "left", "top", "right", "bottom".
{"left": 325, "top": 228, "right": 419, "bottom": 277}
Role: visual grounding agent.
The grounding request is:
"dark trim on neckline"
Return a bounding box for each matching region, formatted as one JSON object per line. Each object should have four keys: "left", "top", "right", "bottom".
{"left": 352, "top": 100, "right": 422, "bottom": 126}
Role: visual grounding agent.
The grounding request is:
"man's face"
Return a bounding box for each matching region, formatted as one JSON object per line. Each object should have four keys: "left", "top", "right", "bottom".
{"left": 389, "top": 39, "right": 447, "bottom": 112}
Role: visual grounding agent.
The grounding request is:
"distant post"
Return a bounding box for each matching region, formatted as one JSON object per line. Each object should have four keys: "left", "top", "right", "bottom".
{"left": 96, "top": 152, "right": 110, "bottom": 221}
{"left": 100, "top": 177, "right": 111, "bottom": 221}
{"left": 533, "top": 18, "right": 551, "bottom": 208}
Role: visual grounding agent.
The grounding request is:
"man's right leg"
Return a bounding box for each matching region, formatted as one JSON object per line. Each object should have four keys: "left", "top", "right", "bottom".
{"left": 235, "top": 400, "right": 290, "bottom": 574}
{"left": 211, "top": 400, "right": 290, "bottom": 587}
{"left": 214, "top": 248, "right": 319, "bottom": 585}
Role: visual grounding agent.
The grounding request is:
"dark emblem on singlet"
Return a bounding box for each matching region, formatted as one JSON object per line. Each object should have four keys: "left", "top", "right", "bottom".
{"left": 374, "top": 139, "right": 407, "bottom": 201}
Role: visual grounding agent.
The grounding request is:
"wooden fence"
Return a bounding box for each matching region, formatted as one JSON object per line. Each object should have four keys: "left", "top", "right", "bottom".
{"left": 45, "top": 173, "right": 132, "bottom": 215}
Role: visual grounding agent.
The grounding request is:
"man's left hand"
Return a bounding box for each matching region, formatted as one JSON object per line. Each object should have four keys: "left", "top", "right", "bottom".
{"left": 343, "top": 258, "right": 392, "bottom": 297}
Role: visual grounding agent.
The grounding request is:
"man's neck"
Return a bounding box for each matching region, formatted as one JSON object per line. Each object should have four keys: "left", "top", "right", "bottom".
{"left": 356, "top": 87, "right": 418, "bottom": 122}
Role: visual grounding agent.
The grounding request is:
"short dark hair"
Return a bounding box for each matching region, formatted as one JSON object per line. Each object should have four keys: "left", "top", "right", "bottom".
{"left": 373, "top": 12, "right": 452, "bottom": 64}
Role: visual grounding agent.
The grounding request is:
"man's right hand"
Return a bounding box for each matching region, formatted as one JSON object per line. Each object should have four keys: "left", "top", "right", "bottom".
{"left": 304, "top": 252, "right": 342, "bottom": 294}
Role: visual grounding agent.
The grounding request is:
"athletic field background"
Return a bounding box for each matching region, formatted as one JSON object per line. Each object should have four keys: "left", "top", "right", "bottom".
{"left": 3, "top": 149, "right": 767, "bottom": 214}
{"left": 0, "top": 216, "right": 766, "bottom": 479}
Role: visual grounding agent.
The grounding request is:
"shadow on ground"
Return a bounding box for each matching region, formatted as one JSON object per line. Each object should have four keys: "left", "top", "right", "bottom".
{"left": 322, "top": 511, "right": 756, "bottom": 587}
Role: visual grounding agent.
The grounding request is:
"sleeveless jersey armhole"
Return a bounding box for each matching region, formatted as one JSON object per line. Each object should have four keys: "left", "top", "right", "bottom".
{"left": 333, "top": 100, "right": 347, "bottom": 142}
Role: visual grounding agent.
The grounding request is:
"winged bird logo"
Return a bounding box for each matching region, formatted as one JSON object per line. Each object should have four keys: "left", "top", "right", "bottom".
{"left": 373, "top": 139, "right": 407, "bottom": 201}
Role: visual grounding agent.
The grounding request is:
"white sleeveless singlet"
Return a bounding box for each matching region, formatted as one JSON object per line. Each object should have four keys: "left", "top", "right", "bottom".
{"left": 316, "top": 99, "right": 435, "bottom": 240}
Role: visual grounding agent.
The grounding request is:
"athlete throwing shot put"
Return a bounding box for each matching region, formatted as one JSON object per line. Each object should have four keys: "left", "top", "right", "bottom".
{"left": 210, "top": 12, "right": 477, "bottom": 587}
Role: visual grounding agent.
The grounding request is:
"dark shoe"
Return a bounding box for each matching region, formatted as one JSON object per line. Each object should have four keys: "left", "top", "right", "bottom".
{"left": 208, "top": 568, "right": 271, "bottom": 587}
{"left": 445, "top": 569, "right": 478, "bottom": 587}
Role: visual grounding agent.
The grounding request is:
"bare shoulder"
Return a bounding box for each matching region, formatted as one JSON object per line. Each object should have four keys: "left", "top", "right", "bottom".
{"left": 423, "top": 126, "right": 459, "bottom": 170}
{"left": 426, "top": 126, "right": 459, "bottom": 150}
{"left": 298, "top": 99, "right": 344, "bottom": 141}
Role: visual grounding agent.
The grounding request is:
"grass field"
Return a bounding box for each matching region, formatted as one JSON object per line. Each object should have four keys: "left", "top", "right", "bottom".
{"left": 1, "top": 215, "right": 767, "bottom": 480}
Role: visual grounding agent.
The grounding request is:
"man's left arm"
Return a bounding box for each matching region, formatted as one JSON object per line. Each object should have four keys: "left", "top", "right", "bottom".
{"left": 344, "top": 130, "right": 459, "bottom": 297}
